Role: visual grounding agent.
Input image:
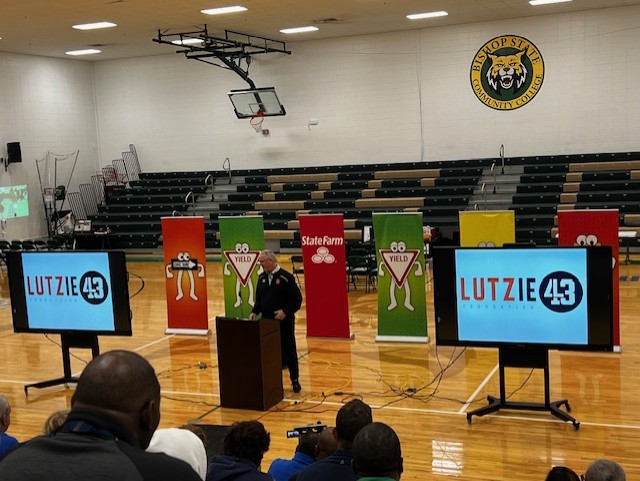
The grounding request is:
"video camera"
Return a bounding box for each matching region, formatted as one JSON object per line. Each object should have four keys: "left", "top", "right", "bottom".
{"left": 286, "top": 422, "right": 327, "bottom": 439}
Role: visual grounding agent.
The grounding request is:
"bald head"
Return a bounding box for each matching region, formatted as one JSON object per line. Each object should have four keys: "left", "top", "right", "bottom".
{"left": 71, "top": 350, "right": 161, "bottom": 448}
{"left": 73, "top": 350, "right": 160, "bottom": 412}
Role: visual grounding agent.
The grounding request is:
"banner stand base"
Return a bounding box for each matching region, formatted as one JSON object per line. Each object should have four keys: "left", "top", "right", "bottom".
{"left": 307, "top": 333, "right": 355, "bottom": 340}
{"left": 375, "top": 335, "right": 429, "bottom": 343}
{"left": 165, "top": 328, "right": 210, "bottom": 336}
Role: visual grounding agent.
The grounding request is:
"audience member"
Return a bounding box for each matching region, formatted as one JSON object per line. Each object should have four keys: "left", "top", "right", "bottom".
{"left": 584, "top": 459, "right": 626, "bottom": 481}
{"left": 0, "top": 395, "right": 18, "bottom": 457}
{"left": 42, "top": 409, "right": 70, "bottom": 435}
{"left": 352, "top": 422, "right": 403, "bottom": 481}
{"left": 315, "top": 426, "right": 338, "bottom": 461}
{"left": 0, "top": 350, "right": 201, "bottom": 481}
{"left": 296, "top": 399, "right": 373, "bottom": 481}
{"left": 206, "top": 420, "right": 272, "bottom": 481}
{"left": 289, "top": 427, "right": 338, "bottom": 481}
{"left": 148, "top": 427, "right": 208, "bottom": 480}
{"left": 268, "top": 430, "right": 317, "bottom": 481}
{"left": 545, "top": 466, "right": 580, "bottom": 481}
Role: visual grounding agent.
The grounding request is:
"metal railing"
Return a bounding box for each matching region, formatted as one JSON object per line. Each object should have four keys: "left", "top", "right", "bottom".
{"left": 223, "top": 157, "right": 232, "bottom": 184}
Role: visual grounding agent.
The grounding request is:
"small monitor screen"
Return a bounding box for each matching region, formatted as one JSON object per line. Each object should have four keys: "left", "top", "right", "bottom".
{"left": 7, "top": 251, "right": 132, "bottom": 336}
{"left": 0, "top": 184, "right": 29, "bottom": 220}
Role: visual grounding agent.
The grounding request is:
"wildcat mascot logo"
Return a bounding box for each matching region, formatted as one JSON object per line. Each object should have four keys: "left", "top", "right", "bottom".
{"left": 470, "top": 35, "right": 544, "bottom": 110}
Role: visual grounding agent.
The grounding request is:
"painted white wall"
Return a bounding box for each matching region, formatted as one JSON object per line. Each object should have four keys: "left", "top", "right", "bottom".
{"left": 2, "top": 4, "right": 639, "bottom": 239}
{"left": 93, "top": 4, "right": 640, "bottom": 172}
{"left": 0, "top": 53, "right": 99, "bottom": 239}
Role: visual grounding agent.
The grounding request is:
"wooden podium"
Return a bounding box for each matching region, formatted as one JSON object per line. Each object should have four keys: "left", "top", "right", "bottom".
{"left": 215, "top": 316, "right": 283, "bottom": 411}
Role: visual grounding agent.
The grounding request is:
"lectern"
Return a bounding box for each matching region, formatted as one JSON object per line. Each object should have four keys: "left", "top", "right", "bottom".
{"left": 215, "top": 316, "right": 283, "bottom": 411}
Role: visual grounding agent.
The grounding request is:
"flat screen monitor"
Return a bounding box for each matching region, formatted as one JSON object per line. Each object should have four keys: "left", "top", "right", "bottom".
{"left": 432, "top": 246, "right": 613, "bottom": 351}
{"left": 7, "top": 250, "right": 132, "bottom": 336}
{"left": 0, "top": 184, "right": 29, "bottom": 220}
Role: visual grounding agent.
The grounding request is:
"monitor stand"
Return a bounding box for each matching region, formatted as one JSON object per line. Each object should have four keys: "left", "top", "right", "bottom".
{"left": 24, "top": 332, "right": 100, "bottom": 394}
{"left": 466, "top": 346, "right": 580, "bottom": 430}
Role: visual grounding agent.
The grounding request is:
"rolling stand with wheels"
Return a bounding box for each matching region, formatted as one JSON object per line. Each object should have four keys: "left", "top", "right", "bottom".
{"left": 24, "top": 332, "right": 100, "bottom": 394}
{"left": 466, "top": 346, "right": 580, "bottom": 430}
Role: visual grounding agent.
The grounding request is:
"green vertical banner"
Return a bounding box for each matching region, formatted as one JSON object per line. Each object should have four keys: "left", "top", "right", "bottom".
{"left": 373, "top": 212, "right": 428, "bottom": 342}
{"left": 219, "top": 216, "right": 265, "bottom": 318}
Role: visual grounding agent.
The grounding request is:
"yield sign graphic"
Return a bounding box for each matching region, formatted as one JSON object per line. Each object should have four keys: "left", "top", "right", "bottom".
{"left": 224, "top": 250, "right": 260, "bottom": 286}
{"left": 379, "top": 249, "right": 420, "bottom": 287}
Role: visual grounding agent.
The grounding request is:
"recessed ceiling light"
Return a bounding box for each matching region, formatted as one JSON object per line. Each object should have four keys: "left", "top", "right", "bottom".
{"left": 201, "top": 6, "right": 247, "bottom": 15}
{"left": 407, "top": 11, "right": 448, "bottom": 20}
{"left": 65, "top": 49, "right": 102, "bottom": 56}
{"left": 171, "top": 38, "right": 204, "bottom": 45}
{"left": 279, "top": 26, "right": 319, "bottom": 34}
{"left": 72, "top": 22, "right": 117, "bottom": 30}
{"left": 529, "top": 0, "right": 572, "bottom": 5}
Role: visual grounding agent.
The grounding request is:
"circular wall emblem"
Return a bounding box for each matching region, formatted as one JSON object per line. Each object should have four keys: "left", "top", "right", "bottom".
{"left": 470, "top": 35, "right": 544, "bottom": 110}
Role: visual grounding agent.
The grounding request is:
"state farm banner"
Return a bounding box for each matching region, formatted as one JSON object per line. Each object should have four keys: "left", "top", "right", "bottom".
{"left": 161, "top": 217, "right": 209, "bottom": 335}
{"left": 373, "top": 213, "right": 428, "bottom": 342}
{"left": 299, "top": 214, "right": 350, "bottom": 338}
{"left": 459, "top": 210, "right": 515, "bottom": 247}
{"left": 558, "top": 209, "right": 620, "bottom": 349}
{"left": 219, "top": 216, "right": 265, "bottom": 318}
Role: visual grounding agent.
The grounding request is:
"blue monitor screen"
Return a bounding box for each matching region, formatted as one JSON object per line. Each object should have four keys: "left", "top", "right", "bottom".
{"left": 433, "top": 246, "right": 613, "bottom": 351}
{"left": 7, "top": 251, "right": 132, "bottom": 336}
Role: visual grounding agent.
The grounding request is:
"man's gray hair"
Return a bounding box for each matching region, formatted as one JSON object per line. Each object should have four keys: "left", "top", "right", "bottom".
{"left": 261, "top": 250, "right": 277, "bottom": 261}
{"left": 585, "top": 459, "right": 626, "bottom": 481}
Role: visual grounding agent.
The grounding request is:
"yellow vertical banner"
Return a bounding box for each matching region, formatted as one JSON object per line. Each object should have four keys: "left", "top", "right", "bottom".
{"left": 459, "top": 211, "right": 515, "bottom": 247}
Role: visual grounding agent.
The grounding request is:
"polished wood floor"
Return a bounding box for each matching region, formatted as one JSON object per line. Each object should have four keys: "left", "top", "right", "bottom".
{"left": 1, "top": 255, "right": 639, "bottom": 480}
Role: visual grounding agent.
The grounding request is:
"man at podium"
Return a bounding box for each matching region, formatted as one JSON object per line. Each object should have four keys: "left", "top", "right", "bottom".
{"left": 250, "top": 250, "right": 303, "bottom": 393}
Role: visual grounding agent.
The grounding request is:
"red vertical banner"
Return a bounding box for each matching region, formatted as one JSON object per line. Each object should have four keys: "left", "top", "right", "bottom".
{"left": 299, "top": 214, "right": 351, "bottom": 338}
{"left": 161, "top": 217, "right": 209, "bottom": 335}
{"left": 558, "top": 209, "right": 620, "bottom": 349}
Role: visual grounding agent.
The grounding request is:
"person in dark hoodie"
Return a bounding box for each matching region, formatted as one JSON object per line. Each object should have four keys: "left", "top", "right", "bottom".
{"left": 206, "top": 420, "right": 272, "bottom": 481}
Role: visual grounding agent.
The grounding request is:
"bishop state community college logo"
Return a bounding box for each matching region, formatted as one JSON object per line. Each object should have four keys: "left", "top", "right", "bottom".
{"left": 470, "top": 35, "right": 544, "bottom": 111}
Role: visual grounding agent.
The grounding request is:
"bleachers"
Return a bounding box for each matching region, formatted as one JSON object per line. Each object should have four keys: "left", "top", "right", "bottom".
{"left": 79, "top": 152, "right": 640, "bottom": 250}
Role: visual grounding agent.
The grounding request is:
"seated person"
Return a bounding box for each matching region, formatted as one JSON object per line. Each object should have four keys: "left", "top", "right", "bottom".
{"left": 268, "top": 430, "right": 317, "bottom": 481}
{"left": 148, "top": 427, "right": 208, "bottom": 480}
{"left": 352, "top": 422, "right": 403, "bottom": 481}
{"left": 207, "top": 420, "right": 272, "bottom": 481}
{"left": 296, "top": 399, "right": 373, "bottom": 481}
{"left": 584, "top": 459, "right": 626, "bottom": 481}
{"left": 0, "top": 350, "right": 201, "bottom": 481}
{"left": 42, "top": 409, "right": 70, "bottom": 435}
{"left": 545, "top": 466, "right": 580, "bottom": 481}
{"left": 0, "top": 395, "right": 18, "bottom": 457}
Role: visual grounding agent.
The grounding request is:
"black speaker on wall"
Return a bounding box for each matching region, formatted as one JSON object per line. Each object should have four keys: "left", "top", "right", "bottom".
{"left": 5, "top": 142, "right": 21, "bottom": 171}
{"left": 7, "top": 142, "right": 21, "bottom": 163}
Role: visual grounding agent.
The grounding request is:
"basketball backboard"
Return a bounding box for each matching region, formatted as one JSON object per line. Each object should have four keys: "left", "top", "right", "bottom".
{"left": 228, "top": 87, "right": 286, "bottom": 118}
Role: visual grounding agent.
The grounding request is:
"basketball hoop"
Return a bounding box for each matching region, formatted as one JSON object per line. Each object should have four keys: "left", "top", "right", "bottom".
{"left": 250, "top": 111, "right": 264, "bottom": 133}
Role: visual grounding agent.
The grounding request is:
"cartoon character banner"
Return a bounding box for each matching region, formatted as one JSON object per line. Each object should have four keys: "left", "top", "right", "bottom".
{"left": 459, "top": 210, "right": 515, "bottom": 247}
{"left": 161, "top": 216, "right": 209, "bottom": 335}
{"left": 373, "top": 213, "right": 428, "bottom": 342}
{"left": 219, "top": 216, "right": 264, "bottom": 318}
{"left": 558, "top": 209, "right": 620, "bottom": 349}
{"left": 299, "top": 214, "right": 350, "bottom": 338}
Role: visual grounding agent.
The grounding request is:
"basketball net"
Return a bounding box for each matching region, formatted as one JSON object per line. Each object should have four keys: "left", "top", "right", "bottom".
{"left": 250, "top": 112, "right": 264, "bottom": 133}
